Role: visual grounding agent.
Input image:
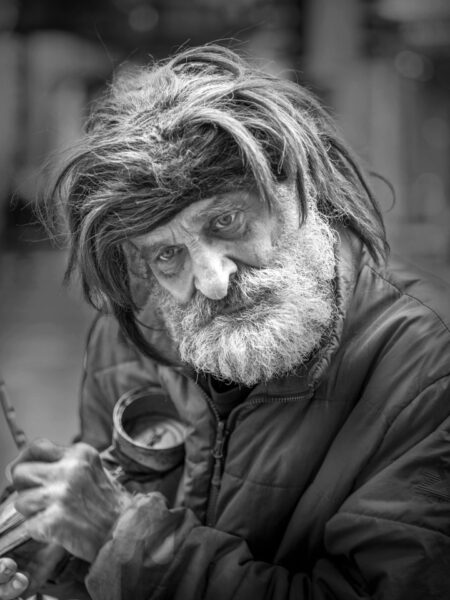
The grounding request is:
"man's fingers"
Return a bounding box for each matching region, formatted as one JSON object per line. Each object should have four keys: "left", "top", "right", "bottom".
{"left": 0, "top": 558, "right": 17, "bottom": 584}
{"left": 13, "top": 487, "right": 50, "bottom": 518}
{"left": 12, "top": 445, "right": 99, "bottom": 493}
{"left": 11, "top": 462, "right": 56, "bottom": 491}
{"left": 9, "top": 439, "right": 65, "bottom": 476}
{"left": 0, "top": 571, "right": 29, "bottom": 600}
{"left": 0, "top": 559, "right": 28, "bottom": 600}
{"left": 9, "top": 439, "right": 66, "bottom": 489}
{"left": 18, "top": 438, "right": 65, "bottom": 464}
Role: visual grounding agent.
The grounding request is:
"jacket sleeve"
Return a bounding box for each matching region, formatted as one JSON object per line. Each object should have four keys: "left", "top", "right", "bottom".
{"left": 77, "top": 314, "right": 161, "bottom": 451}
{"left": 84, "top": 380, "right": 450, "bottom": 600}
{"left": 77, "top": 314, "right": 122, "bottom": 450}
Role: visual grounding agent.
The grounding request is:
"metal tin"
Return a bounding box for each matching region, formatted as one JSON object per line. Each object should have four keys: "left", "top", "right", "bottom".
{"left": 112, "top": 387, "right": 186, "bottom": 473}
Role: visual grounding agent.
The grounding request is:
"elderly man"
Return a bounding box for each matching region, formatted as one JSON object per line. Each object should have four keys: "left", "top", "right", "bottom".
{"left": 1, "top": 45, "right": 449, "bottom": 600}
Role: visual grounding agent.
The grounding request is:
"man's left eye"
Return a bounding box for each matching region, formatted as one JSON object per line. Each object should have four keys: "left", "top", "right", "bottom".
{"left": 211, "top": 212, "right": 239, "bottom": 231}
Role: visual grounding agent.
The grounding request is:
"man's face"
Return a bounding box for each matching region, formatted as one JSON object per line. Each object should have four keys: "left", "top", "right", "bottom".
{"left": 129, "top": 185, "right": 337, "bottom": 386}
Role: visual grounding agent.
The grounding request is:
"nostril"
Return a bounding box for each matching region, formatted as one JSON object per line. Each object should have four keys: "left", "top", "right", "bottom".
{"left": 206, "top": 284, "right": 229, "bottom": 301}
{"left": 194, "top": 276, "right": 229, "bottom": 301}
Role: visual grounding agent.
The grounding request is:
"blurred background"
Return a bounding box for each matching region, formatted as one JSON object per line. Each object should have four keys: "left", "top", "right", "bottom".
{"left": 1, "top": 0, "right": 450, "bottom": 487}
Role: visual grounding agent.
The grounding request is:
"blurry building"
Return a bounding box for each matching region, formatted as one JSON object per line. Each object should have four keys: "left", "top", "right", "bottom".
{"left": 306, "top": 0, "right": 450, "bottom": 279}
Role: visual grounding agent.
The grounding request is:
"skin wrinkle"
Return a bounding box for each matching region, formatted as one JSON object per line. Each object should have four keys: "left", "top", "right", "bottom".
{"left": 132, "top": 191, "right": 277, "bottom": 304}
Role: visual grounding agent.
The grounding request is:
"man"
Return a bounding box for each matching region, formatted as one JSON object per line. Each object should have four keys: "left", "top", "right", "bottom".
{"left": 0, "top": 44, "right": 449, "bottom": 599}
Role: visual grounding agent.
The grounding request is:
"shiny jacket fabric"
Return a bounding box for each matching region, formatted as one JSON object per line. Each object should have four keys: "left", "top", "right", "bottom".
{"left": 72, "top": 235, "right": 450, "bottom": 599}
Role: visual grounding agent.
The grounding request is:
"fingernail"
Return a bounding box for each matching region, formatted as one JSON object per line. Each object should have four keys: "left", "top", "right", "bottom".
{"left": 0, "top": 564, "right": 12, "bottom": 576}
{"left": 12, "top": 575, "right": 26, "bottom": 590}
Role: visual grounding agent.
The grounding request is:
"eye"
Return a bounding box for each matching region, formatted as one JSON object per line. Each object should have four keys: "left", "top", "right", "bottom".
{"left": 156, "top": 246, "right": 182, "bottom": 263}
{"left": 211, "top": 211, "right": 241, "bottom": 233}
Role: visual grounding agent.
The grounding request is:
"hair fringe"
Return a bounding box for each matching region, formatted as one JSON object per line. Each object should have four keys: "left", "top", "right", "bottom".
{"left": 42, "top": 44, "right": 389, "bottom": 359}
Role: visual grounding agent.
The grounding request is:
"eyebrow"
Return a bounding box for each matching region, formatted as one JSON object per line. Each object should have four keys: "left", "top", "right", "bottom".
{"left": 195, "top": 194, "right": 248, "bottom": 221}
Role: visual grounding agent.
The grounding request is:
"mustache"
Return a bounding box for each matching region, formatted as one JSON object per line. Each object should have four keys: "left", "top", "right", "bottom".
{"left": 182, "top": 266, "right": 278, "bottom": 324}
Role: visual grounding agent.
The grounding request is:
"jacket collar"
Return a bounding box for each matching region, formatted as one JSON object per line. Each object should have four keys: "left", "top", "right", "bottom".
{"left": 304, "top": 228, "right": 362, "bottom": 391}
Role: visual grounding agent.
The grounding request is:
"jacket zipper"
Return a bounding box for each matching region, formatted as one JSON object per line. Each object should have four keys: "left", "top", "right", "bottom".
{"left": 246, "top": 392, "right": 313, "bottom": 410}
{"left": 206, "top": 418, "right": 227, "bottom": 526}
{"left": 183, "top": 373, "right": 229, "bottom": 526}
{"left": 184, "top": 371, "right": 311, "bottom": 526}
{"left": 204, "top": 393, "right": 309, "bottom": 525}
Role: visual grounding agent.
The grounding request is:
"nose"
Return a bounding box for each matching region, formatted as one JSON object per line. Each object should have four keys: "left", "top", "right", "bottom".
{"left": 192, "top": 246, "right": 237, "bottom": 300}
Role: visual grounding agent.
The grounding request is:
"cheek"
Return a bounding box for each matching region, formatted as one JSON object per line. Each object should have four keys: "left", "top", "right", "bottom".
{"left": 151, "top": 271, "right": 175, "bottom": 296}
{"left": 238, "top": 227, "right": 279, "bottom": 267}
{"left": 151, "top": 268, "right": 192, "bottom": 304}
{"left": 129, "top": 273, "right": 152, "bottom": 307}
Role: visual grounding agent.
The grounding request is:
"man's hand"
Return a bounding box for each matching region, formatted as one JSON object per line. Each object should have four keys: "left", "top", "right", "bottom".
{"left": 0, "top": 557, "right": 28, "bottom": 599}
{"left": 10, "top": 439, "right": 132, "bottom": 563}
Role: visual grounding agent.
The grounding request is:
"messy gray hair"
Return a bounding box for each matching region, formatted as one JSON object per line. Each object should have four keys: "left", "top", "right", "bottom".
{"left": 47, "top": 44, "right": 388, "bottom": 361}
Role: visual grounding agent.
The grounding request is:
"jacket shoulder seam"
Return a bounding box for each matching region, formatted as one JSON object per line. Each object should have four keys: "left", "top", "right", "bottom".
{"left": 356, "top": 378, "right": 450, "bottom": 491}
{"left": 395, "top": 372, "right": 450, "bottom": 409}
{"left": 377, "top": 373, "right": 450, "bottom": 451}
{"left": 335, "top": 510, "right": 450, "bottom": 539}
{"left": 89, "top": 358, "right": 145, "bottom": 378}
{"left": 366, "top": 264, "right": 450, "bottom": 336}
{"left": 84, "top": 315, "right": 157, "bottom": 376}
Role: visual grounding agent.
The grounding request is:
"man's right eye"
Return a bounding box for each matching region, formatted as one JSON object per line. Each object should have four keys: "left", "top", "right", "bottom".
{"left": 156, "top": 246, "right": 182, "bottom": 263}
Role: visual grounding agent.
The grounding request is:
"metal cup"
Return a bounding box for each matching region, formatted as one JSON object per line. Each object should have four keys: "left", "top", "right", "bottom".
{"left": 110, "top": 387, "right": 186, "bottom": 475}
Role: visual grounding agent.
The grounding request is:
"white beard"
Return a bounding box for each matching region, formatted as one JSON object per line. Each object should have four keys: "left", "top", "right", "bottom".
{"left": 150, "top": 205, "right": 338, "bottom": 387}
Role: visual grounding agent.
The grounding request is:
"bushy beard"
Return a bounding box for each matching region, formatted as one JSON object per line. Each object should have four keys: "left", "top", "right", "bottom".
{"left": 150, "top": 207, "right": 338, "bottom": 387}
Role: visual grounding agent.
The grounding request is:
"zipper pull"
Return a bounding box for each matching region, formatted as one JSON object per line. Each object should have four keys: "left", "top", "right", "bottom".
{"left": 211, "top": 420, "right": 226, "bottom": 486}
{"left": 213, "top": 420, "right": 226, "bottom": 458}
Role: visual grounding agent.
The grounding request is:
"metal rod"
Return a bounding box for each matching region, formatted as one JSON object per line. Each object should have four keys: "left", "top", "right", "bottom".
{"left": 0, "top": 380, "right": 27, "bottom": 450}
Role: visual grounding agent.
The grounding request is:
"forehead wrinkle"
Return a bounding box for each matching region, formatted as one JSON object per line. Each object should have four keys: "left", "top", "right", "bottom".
{"left": 132, "top": 224, "right": 178, "bottom": 259}
{"left": 195, "top": 192, "right": 252, "bottom": 221}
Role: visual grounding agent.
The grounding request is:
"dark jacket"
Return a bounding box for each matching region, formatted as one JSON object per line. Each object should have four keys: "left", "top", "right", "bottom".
{"left": 72, "top": 234, "right": 450, "bottom": 599}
